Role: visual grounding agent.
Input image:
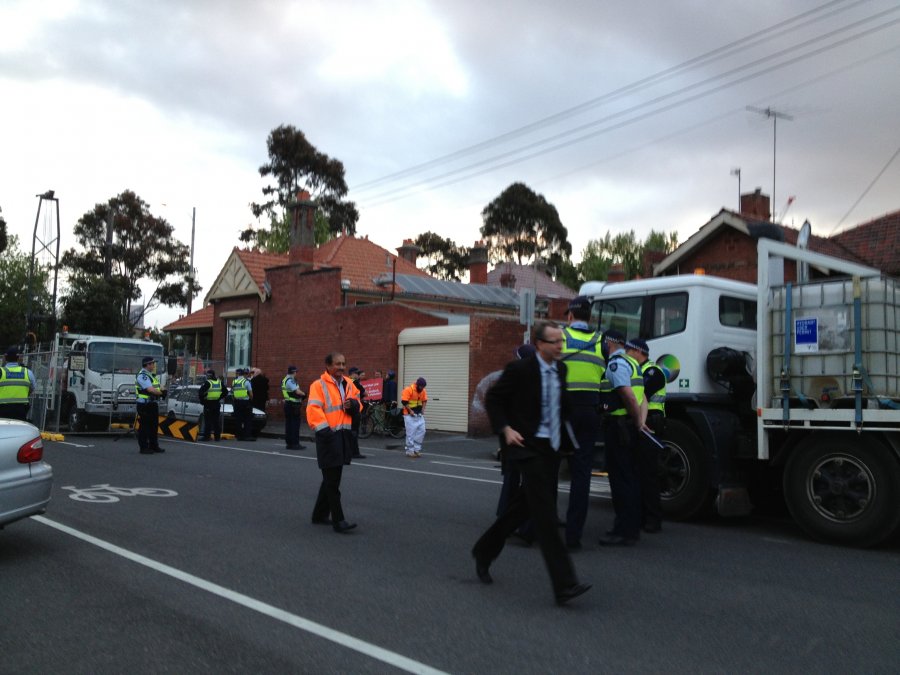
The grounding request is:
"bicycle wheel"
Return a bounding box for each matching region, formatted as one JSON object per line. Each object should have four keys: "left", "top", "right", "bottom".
{"left": 359, "top": 411, "right": 374, "bottom": 439}
{"left": 388, "top": 412, "right": 406, "bottom": 439}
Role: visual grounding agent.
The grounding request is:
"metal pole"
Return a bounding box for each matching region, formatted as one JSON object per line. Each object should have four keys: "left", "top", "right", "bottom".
{"left": 187, "top": 207, "right": 196, "bottom": 315}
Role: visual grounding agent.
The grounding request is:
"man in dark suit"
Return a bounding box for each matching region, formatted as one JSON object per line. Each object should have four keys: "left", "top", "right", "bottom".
{"left": 472, "top": 321, "right": 592, "bottom": 606}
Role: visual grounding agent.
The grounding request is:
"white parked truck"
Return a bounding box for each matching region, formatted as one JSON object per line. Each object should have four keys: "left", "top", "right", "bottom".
{"left": 579, "top": 238, "right": 900, "bottom": 547}
{"left": 42, "top": 332, "right": 166, "bottom": 432}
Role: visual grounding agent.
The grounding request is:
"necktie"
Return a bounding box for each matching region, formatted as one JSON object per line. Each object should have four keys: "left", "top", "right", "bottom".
{"left": 543, "top": 365, "right": 561, "bottom": 451}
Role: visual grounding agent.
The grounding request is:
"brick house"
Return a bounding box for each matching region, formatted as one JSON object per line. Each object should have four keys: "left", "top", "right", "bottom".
{"left": 653, "top": 189, "right": 878, "bottom": 282}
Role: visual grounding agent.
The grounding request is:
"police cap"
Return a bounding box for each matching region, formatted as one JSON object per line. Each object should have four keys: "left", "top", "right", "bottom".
{"left": 626, "top": 338, "right": 649, "bottom": 355}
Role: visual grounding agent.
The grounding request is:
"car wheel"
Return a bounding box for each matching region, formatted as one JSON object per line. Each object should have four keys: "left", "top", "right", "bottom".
{"left": 784, "top": 434, "right": 900, "bottom": 547}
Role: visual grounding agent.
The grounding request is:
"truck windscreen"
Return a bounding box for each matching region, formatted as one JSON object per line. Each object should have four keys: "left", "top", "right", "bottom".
{"left": 87, "top": 342, "right": 163, "bottom": 374}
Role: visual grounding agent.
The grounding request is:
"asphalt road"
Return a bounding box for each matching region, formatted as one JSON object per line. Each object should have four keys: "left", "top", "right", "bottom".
{"left": 2, "top": 430, "right": 898, "bottom": 674}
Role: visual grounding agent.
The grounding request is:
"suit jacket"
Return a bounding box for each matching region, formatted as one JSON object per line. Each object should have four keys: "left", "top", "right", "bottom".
{"left": 485, "top": 355, "right": 574, "bottom": 461}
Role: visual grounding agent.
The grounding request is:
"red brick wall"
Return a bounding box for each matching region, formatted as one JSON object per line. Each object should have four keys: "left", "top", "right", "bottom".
{"left": 468, "top": 315, "right": 527, "bottom": 436}
{"left": 673, "top": 230, "right": 796, "bottom": 283}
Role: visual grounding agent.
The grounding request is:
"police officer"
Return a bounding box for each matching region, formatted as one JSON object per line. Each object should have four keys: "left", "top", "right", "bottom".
{"left": 560, "top": 296, "right": 605, "bottom": 550}
{"left": 0, "top": 348, "right": 35, "bottom": 421}
{"left": 232, "top": 368, "right": 255, "bottom": 441}
{"left": 198, "top": 368, "right": 226, "bottom": 442}
{"left": 282, "top": 365, "right": 306, "bottom": 450}
{"left": 135, "top": 356, "right": 165, "bottom": 454}
{"left": 598, "top": 330, "right": 647, "bottom": 545}
{"left": 627, "top": 338, "right": 666, "bottom": 533}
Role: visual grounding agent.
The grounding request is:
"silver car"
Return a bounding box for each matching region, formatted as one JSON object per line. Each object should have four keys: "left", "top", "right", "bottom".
{"left": 166, "top": 385, "right": 267, "bottom": 435}
{"left": 0, "top": 419, "right": 53, "bottom": 529}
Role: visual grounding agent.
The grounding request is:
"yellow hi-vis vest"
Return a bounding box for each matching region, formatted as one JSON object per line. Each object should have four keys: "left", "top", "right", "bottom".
{"left": 206, "top": 379, "right": 223, "bottom": 401}
{"left": 599, "top": 353, "right": 645, "bottom": 416}
{"left": 134, "top": 368, "right": 160, "bottom": 402}
{"left": 561, "top": 326, "right": 605, "bottom": 393}
{"left": 641, "top": 360, "right": 666, "bottom": 414}
{"left": 0, "top": 364, "right": 33, "bottom": 405}
{"left": 232, "top": 377, "right": 250, "bottom": 400}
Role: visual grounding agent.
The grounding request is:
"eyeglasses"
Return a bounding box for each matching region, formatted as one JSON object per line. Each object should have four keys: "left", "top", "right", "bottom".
{"left": 537, "top": 338, "right": 563, "bottom": 344}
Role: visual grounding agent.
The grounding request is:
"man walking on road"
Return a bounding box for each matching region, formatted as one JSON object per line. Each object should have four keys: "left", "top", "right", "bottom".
{"left": 472, "top": 321, "right": 592, "bottom": 606}
{"left": 401, "top": 377, "right": 428, "bottom": 458}
{"left": 307, "top": 352, "right": 360, "bottom": 533}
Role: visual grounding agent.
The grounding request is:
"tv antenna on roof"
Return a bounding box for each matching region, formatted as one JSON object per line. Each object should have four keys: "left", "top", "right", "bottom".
{"left": 747, "top": 106, "right": 793, "bottom": 220}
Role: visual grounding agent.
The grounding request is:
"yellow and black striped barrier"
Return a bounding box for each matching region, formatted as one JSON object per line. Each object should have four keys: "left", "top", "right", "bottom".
{"left": 133, "top": 416, "right": 199, "bottom": 441}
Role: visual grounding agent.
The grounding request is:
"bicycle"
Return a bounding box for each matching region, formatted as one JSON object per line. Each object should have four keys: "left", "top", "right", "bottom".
{"left": 359, "top": 401, "right": 405, "bottom": 439}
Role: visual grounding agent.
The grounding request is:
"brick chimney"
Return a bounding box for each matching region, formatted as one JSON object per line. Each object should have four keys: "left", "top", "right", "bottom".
{"left": 288, "top": 190, "right": 316, "bottom": 266}
{"left": 740, "top": 188, "right": 771, "bottom": 221}
{"left": 500, "top": 272, "right": 517, "bottom": 288}
{"left": 468, "top": 240, "right": 488, "bottom": 284}
{"left": 607, "top": 263, "right": 626, "bottom": 282}
{"left": 396, "top": 239, "right": 421, "bottom": 265}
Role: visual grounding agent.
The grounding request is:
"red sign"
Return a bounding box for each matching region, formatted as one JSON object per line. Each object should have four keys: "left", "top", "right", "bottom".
{"left": 360, "top": 378, "right": 383, "bottom": 400}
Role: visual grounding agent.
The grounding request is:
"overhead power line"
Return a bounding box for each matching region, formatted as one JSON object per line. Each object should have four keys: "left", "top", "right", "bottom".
{"left": 351, "top": 0, "right": 878, "bottom": 195}
{"left": 830, "top": 143, "right": 900, "bottom": 234}
{"left": 359, "top": 10, "right": 900, "bottom": 209}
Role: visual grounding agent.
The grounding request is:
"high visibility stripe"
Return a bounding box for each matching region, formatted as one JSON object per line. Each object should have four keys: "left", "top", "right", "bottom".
{"left": 562, "top": 327, "right": 604, "bottom": 393}
{"left": 206, "top": 380, "right": 223, "bottom": 401}
{"left": 135, "top": 369, "right": 159, "bottom": 402}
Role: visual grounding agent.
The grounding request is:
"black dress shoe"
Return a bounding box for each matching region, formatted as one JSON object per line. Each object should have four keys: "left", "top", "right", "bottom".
{"left": 152, "top": 447, "right": 165, "bottom": 453}
{"left": 332, "top": 520, "right": 357, "bottom": 533}
{"left": 139, "top": 449, "right": 154, "bottom": 454}
{"left": 352, "top": 454, "right": 367, "bottom": 459}
{"left": 475, "top": 559, "right": 493, "bottom": 584}
{"left": 198, "top": 436, "right": 209, "bottom": 442}
{"left": 598, "top": 534, "right": 638, "bottom": 546}
{"left": 556, "top": 582, "right": 592, "bottom": 606}
{"left": 286, "top": 444, "right": 305, "bottom": 450}
{"left": 311, "top": 516, "right": 331, "bottom": 525}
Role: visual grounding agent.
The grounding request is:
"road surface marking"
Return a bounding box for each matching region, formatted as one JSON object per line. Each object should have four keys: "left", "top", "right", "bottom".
{"left": 33, "top": 516, "right": 448, "bottom": 675}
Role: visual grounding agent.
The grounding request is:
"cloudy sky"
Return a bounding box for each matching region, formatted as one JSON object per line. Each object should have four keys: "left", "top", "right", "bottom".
{"left": 2, "top": 0, "right": 899, "bottom": 329}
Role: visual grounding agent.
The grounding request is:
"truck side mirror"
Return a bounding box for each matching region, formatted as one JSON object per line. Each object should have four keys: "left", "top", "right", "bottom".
{"left": 167, "top": 355, "right": 177, "bottom": 377}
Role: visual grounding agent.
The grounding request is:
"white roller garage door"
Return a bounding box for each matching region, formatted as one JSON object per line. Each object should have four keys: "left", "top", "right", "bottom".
{"left": 398, "top": 325, "right": 470, "bottom": 433}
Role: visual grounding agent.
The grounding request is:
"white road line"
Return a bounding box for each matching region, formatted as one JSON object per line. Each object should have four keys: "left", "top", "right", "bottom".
{"left": 430, "top": 461, "right": 501, "bottom": 472}
{"left": 32, "top": 515, "right": 448, "bottom": 675}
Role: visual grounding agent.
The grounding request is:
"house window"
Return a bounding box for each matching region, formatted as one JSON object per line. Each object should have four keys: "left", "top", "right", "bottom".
{"left": 226, "top": 318, "right": 252, "bottom": 372}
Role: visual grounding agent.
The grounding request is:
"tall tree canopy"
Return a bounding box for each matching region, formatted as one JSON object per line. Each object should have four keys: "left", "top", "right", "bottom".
{"left": 251, "top": 210, "right": 335, "bottom": 254}
{"left": 0, "top": 236, "right": 52, "bottom": 347}
{"left": 480, "top": 182, "right": 572, "bottom": 265}
{"left": 414, "top": 232, "right": 470, "bottom": 281}
{"left": 578, "top": 229, "right": 679, "bottom": 282}
{"left": 0, "top": 206, "right": 7, "bottom": 254}
{"left": 243, "top": 124, "right": 358, "bottom": 248}
{"left": 60, "top": 190, "right": 198, "bottom": 335}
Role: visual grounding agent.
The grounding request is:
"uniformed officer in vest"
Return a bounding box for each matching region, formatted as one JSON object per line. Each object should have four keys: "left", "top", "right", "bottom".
{"left": 626, "top": 338, "right": 667, "bottom": 533}
{"left": 0, "top": 347, "right": 36, "bottom": 422}
{"left": 198, "top": 368, "right": 226, "bottom": 442}
{"left": 598, "top": 330, "right": 648, "bottom": 545}
{"left": 231, "top": 368, "right": 255, "bottom": 441}
{"left": 135, "top": 356, "right": 165, "bottom": 454}
{"left": 282, "top": 365, "right": 306, "bottom": 450}
{"left": 560, "top": 296, "right": 605, "bottom": 550}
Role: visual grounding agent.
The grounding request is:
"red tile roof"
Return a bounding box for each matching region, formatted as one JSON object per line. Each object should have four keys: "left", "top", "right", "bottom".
{"left": 486, "top": 263, "right": 577, "bottom": 299}
{"left": 163, "top": 303, "right": 214, "bottom": 332}
{"left": 831, "top": 209, "right": 900, "bottom": 276}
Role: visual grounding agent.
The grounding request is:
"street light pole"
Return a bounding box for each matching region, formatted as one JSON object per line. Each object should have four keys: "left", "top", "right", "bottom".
{"left": 731, "top": 167, "right": 741, "bottom": 211}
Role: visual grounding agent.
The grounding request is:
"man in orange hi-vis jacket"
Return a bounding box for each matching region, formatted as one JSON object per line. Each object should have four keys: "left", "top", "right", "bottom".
{"left": 307, "top": 351, "right": 361, "bottom": 534}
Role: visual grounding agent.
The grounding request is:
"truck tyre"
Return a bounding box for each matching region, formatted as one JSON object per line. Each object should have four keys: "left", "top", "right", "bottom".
{"left": 659, "top": 419, "right": 710, "bottom": 520}
{"left": 784, "top": 435, "right": 900, "bottom": 547}
{"left": 67, "top": 402, "right": 86, "bottom": 432}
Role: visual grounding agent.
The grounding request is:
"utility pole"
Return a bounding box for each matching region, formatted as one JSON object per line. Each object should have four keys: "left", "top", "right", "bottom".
{"left": 731, "top": 167, "right": 741, "bottom": 211}
{"left": 747, "top": 106, "right": 793, "bottom": 220}
{"left": 187, "top": 207, "right": 196, "bottom": 315}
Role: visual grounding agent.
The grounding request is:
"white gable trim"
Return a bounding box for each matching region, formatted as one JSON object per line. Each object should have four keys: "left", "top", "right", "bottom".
{"left": 204, "top": 250, "right": 265, "bottom": 304}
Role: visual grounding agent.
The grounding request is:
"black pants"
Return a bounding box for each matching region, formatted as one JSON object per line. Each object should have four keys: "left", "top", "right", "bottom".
{"left": 565, "top": 394, "right": 600, "bottom": 545}
{"left": 604, "top": 418, "right": 641, "bottom": 538}
{"left": 137, "top": 401, "right": 160, "bottom": 451}
{"left": 312, "top": 466, "right": 345, "bottom": 523}
{"left": 284, "top": 402, "right": 301, "bottom": 446}
{"left": 474, "top": 448, "right": 577, "bottom": 594}
{"left": 233, "top": 400, "right": 253, "bottom": 439}
{"left": 201, "top": 401, "right": 222, "bottom": 440}
{"left": 638, "top": 413, "right": 665, "bottom": 527}
{"left": 0, "top": 403, "right": 29, "bottom": 422}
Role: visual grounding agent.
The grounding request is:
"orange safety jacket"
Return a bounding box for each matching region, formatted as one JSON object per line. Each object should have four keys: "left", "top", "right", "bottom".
{"left": 306, "top": 371, "right": 360, "bottom": 432}
{"left": 401, "top": 383, "right": 428, "bottom": 415}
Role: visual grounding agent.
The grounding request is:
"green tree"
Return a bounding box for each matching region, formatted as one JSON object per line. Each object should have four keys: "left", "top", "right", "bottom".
{"left": 0, "top": 206, "right": 7, "bottom": 254}
{"left": 243, "top": 124, "right": 358, "bottom": 247}
{"left": 0, "top": 236, "right": 52, "bottom": 347}
{"left": 480, "top": 182, "right": 572, "bottom": 265}
{"left": 251, "top": 210, "right": 335, "bottom": 254}
{"left": 414, "top": 232, "right": 470, "bottom": 281}
{"left": 59, "top": 273, "right": 133, "bottom": 337}
{"left": 577, "top": 229, "right": 679, "bottom": 282}
{"left": 60, "top": 190, "right": 199, "bottom": 336}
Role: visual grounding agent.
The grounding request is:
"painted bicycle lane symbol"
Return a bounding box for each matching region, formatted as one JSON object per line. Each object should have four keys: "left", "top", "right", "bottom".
{"left": 61, "top": 484, "right": 178, "bottom": 503}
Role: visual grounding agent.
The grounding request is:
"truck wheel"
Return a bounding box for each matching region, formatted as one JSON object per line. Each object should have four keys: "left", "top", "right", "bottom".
{"left": 659, "top": 419, "right": 710, "bottom": 520}
{"left": 784, "top": 435, "right": 900, "bottom": 547}
{"left": 67, "top": 404, "right": 86, "bottom": 432}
